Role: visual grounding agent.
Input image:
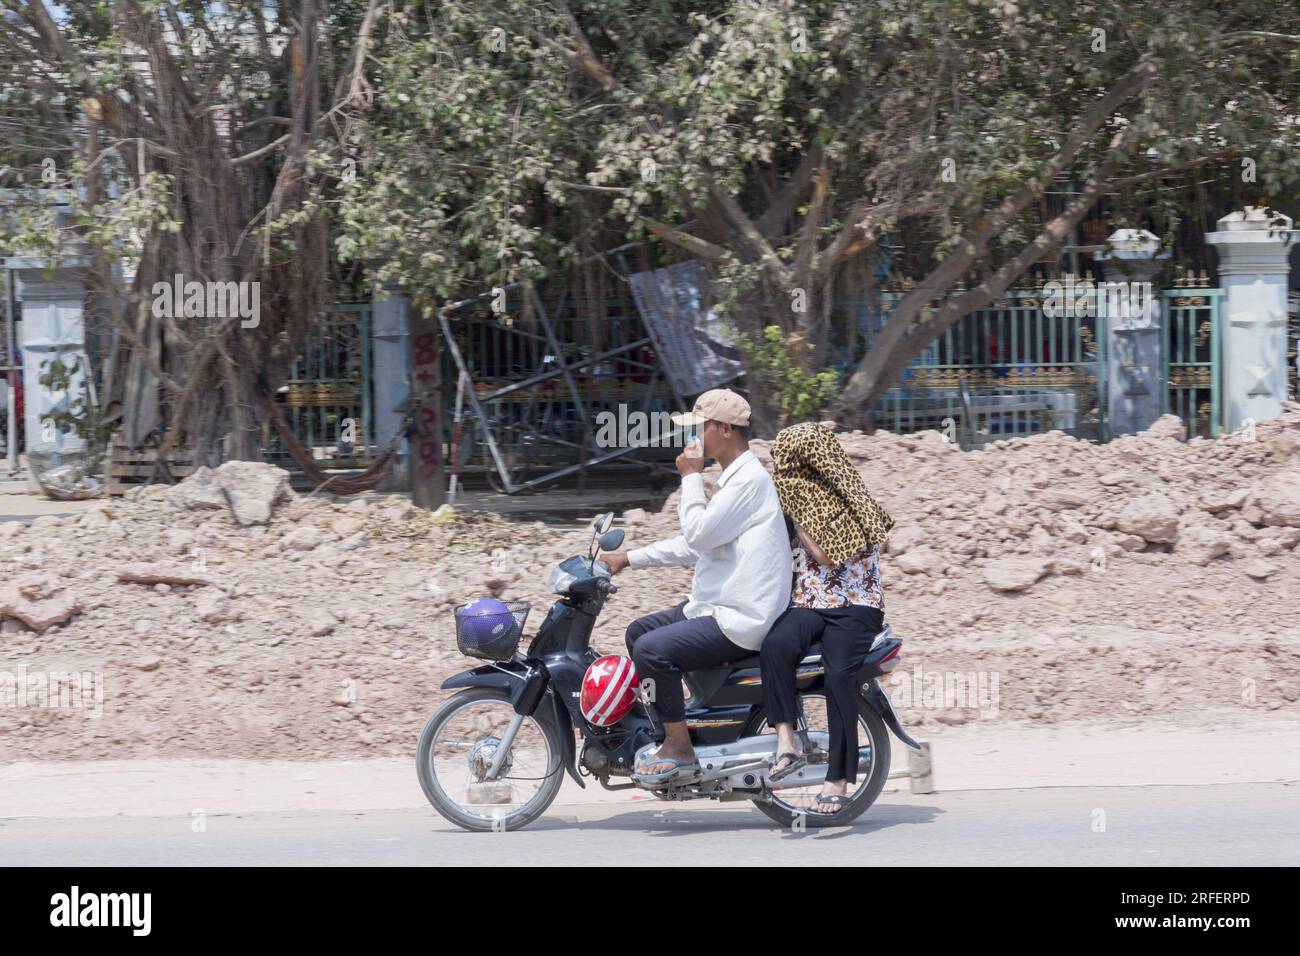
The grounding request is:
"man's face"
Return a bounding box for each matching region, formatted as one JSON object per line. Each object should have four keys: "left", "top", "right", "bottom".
{"left": 699, "top": 419, "right": 729, "bottom": 458}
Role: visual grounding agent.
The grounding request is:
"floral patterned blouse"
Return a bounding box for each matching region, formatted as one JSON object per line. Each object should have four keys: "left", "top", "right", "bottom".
{"left": 791, "top": 542, "right": 885, "bottom": 611}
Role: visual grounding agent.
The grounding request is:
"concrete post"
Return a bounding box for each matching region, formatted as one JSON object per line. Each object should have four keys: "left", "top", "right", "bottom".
{"left": 1093, "top": 229, "right": 1169, "bottom": 436}
{"left": 371, "top": 281, "right": 411, "bottom": 491}
{"left": 12, "top": 256, "right": 89, "bottom": 454}
{"left": 1205, "top": 207, "right": 1296, "bottom": 431}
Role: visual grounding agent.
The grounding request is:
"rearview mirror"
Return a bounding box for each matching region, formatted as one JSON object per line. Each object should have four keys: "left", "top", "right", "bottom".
{"left": 599, "top": 528, "right": 624, "bottom": 552}
{"left": 589, "top": 512, "right": 615, "bottom": 563}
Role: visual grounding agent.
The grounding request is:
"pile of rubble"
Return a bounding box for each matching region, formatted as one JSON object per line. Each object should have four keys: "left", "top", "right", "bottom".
{"left": 637, "top": 404, "right": 1300, "bottom": 597}
{"left": 2, "top": 404, "right": 1298, "bottom": 760}
{"left": 0, "top": 458, "right": 619, "bottom": 759}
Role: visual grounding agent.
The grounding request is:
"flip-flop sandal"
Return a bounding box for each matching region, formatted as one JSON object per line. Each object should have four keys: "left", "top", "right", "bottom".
{"left": 632, "top": 755, "right": 700, "bottom": 786}
{"left": 768, "top": 752, "right": 808, "bottom": 782}
{"left": 808, "top": 794, "right": 850, "bottom": 816}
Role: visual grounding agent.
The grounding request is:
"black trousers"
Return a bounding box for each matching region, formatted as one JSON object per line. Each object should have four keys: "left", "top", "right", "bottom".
{"left": 759, "top": 604, "right": 884, "bottom": 783}
{"left": 624, "top": 603, "right": 746, "bottom": 724}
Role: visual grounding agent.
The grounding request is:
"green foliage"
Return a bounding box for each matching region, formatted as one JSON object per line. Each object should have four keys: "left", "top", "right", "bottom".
{"left": 739, "top": 325, "right": 839, "bottom": 422}
{"left": 5, "top": 0, "right": 1299, "bottom": 410}
{"left": 338, "top": 0, "right": 1300, "bottom": 386}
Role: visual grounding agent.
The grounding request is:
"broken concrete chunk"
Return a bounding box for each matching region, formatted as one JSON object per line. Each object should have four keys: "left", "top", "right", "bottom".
{"left": 1253, "top": 470, "right": 1300, "bottom": 528}
{"left": 1116, "top": 494, "right": 1181, "bottom": 545}
{"left": 216, "top": 461, "right": 294, "bottom": 526}
{"left": 116, "top": 563, "right": 216, "bottom": 587}
{"left": 0, "top": 573, "right": 82, "bottom": 633}
{"left": 168, "top": 466, "right": 227, "bottom": 511}
{"left": 983, "top": 558, "right": 1051, "bottom": 593}
{"left": 168, "top": 461, "right": 294, "bottom": 526}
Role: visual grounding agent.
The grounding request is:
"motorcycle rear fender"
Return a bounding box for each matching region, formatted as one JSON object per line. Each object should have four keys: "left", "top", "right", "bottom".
{"left": 863, "top": 680, "right": 922, "bottom": 750}
{"left": 440, "top": 664, "right": 584, "bottom": 789}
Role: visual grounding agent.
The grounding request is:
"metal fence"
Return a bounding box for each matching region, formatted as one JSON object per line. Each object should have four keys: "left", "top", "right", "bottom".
{"left": 1163, "top": 284, "right": 1223, "bottom": 438}
{"left": 861, "top": 280, "right": 1225, "bottom": 447}
{"left": 292, "top": 277, "right": 1229, "bottom": 492}
{"left": 864, "top": 289, "right": 1105, "bottom": 449}
{"left": 265, "top": 303, "right": 375, "bottom": 469}
{"left": 1287, "top": 290, "right": 1299, "bottom": 403}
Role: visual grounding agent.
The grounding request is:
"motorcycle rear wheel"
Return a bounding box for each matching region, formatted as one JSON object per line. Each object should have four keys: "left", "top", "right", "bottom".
{"left": 746, "top": 692, "right": 891, "bottom": 829}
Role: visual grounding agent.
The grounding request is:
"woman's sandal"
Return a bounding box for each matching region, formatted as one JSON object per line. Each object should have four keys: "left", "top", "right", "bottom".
{"left": 808, "top": 794, "right": 850, "bottom": 815}
{"left": 768, "top": 752, "right": 808, "bottom": 782}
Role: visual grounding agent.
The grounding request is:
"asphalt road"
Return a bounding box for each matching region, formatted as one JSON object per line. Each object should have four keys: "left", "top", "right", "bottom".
{"left": 2, "top": 783, "right": 1296, "bottom": 865}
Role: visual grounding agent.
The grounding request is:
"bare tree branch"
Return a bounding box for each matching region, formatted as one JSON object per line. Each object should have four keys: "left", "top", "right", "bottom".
{"left": 641, "top": 219, "right": 727, "bottom": 262}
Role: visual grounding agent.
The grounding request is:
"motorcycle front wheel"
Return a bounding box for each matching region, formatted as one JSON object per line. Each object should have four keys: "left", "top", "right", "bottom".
{"left": 416, "top": 687, "right": 565, "bottom": 832}
{"left": 745, "top": 691, "right": 892, "bottom": 829}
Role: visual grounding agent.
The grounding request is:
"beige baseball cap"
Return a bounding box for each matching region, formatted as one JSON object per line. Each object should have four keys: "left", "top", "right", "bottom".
{"left": 670, "top": 388, "right": 751, "bottom": 427}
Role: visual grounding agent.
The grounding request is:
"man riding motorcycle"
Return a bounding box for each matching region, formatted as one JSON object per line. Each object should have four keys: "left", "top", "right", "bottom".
{"left": 604, "top": 388, "right": 791, "bottom": 785}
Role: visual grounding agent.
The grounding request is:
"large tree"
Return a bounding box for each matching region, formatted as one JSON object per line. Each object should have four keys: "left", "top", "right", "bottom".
{"left": 0, "top": 0, "right": 381, "bottom": 462}
{"left": 341, "top": 0, "right": 1300, "bottom": 431}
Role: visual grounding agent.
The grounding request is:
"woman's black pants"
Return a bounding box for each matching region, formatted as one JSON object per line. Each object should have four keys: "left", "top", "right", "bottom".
{"left": 759, "top": 604, "right": 885, "bottom": 784}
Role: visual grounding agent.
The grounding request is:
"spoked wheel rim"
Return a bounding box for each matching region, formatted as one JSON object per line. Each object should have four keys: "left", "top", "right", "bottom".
{"left": 754, "top": 692, "right": 876, "bottom": 815}
{"left": 425, "top": 696, "right": 559, "bottom": 826}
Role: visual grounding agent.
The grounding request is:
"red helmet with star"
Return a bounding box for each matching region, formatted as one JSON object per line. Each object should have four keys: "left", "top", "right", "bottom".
{"left": 581, "top": 654, "right": 638, "bottom": 727}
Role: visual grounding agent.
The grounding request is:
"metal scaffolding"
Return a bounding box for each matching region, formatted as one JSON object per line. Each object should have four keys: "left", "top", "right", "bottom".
{"left": 438, "top": 247, "right": 690, "bottom": 494}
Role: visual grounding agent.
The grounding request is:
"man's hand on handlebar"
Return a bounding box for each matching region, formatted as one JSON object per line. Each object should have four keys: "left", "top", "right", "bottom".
{"left": 605, "top": 551, "right": 630, "bottom": 575}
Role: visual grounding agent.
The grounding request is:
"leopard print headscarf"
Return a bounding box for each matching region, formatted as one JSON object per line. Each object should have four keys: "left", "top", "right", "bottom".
{"left": 771, "top": 422, "right": 894, "bottom": 566}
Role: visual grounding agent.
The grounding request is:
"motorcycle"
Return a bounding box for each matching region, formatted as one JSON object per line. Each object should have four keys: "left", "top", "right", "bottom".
{"left": 417, "top": 512, "right": 921, "bottom": 831}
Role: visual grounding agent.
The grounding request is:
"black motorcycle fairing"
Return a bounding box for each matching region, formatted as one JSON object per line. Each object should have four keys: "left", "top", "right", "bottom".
{"left": 538, "top": 652, "right": 596, "bottom": 724}
{"left": 864, "top": 680, "right": 921, "bottom": 750}
{"left": 683, "top": 667, "right": 732, "bottom": 708}
{"left": 542, "top": 687, "right": 585, "bottom": 788}
{"left": 859, "top": 637, "right": 903, "bottom": 680}
{"left": 441, "top": 661, "right": 548, "bottom": 718}
{"left": 684, "top": 704, "right": 754, "bottom": 746}
{"left": 440, "top": 663, "right": 522, "bottom": 693}
{"left": 514, "top": 665, "right": 550, "bottom": 716}
{"left": 528, "top": 600, "right": 601, "bottom": 657}
{"left": 439, "top": 663, "right": 585, "bottom": 788}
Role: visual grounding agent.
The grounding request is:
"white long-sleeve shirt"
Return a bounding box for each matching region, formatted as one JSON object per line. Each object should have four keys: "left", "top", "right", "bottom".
{"left": 627, "top": 449, "right": 792, "bottom": 651}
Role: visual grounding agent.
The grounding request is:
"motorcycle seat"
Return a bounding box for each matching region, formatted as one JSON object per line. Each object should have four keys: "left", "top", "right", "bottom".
{"left": 712, "top": 625, "right": 888, "bottom": 672}
{"left": 715, "top": 642, "right": 825, "bottom": 671}
{"left": 684, "top": 628, "right": 888, "bottom": 706}
{"left": 682, "top": 643, "right": 824, "bottom": 708}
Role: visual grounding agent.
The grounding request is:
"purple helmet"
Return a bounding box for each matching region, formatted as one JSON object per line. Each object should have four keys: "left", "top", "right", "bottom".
{"left": 458, "top": 597, "right": 514, "bottom": 648}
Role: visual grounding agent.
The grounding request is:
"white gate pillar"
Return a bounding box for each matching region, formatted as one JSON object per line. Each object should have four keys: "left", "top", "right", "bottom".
{"left": 12, "top": 256, "right": 90, "bottom": 453}
{"left": 1093, "top": 229, "right": 1168, "bottom": 436}
{"left": 1206, "top": 206, "right": 1296, "bottom": 431}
